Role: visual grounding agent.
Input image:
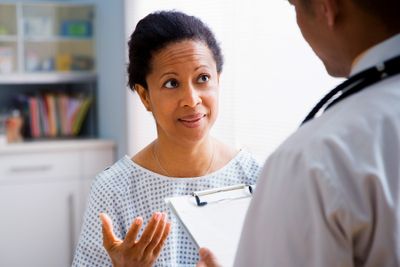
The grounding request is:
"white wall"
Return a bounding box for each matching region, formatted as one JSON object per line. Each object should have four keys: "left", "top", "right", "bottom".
{"left": 124, "top": 0, "right": 342, "bottom": 161}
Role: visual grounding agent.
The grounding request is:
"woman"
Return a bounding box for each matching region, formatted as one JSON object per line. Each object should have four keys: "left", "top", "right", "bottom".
{"left": 73, "top": 11, "right": 261, "bottom": 267}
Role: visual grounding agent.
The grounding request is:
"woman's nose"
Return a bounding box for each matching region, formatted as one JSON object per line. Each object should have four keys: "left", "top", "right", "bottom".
{"left": 181, "top": 85, "right": 202, "bottom": 107}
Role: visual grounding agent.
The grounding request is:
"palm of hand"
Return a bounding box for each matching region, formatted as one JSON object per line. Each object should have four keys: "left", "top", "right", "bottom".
{"left": 100, "top": 212, "right": 171, "bottom": 267}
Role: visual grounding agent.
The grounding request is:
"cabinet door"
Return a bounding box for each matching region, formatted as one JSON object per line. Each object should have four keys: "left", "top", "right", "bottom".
{"left": 0, "top": 180, "right": 80, "bottom": 267}
{"left": 78, "top": 148, "right": 114, "bottom": 221}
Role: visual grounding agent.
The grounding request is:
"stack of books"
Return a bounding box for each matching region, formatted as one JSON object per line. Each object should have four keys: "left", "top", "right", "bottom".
{"left": 16, "top": 92, "right": 92, "bottom": 139}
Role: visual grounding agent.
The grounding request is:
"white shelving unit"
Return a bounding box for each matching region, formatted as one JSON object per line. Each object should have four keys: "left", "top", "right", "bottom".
{"left": 0, "top": 2, "right": 98, "bottom": 140}
{"left": 0, "top": 3, "right": 116, "bottom": 266}
{"left": 0, "top": 2, "right": 95, "bottom": 75}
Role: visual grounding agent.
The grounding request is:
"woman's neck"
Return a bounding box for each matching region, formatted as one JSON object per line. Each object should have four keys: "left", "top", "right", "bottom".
{"left": 152, "top": 137, "right": 215, "bottom": 177}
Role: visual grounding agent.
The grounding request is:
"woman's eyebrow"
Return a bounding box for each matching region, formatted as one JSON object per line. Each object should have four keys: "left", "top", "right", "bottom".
{"left": 194, "top": 65, "right": 209, "bottom": 71}
{"left": 160, "top": 72, "right": 178, "bottom": 79}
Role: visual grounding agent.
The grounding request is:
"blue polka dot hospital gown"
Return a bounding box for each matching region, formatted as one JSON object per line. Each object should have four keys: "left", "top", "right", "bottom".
{"left": 72, "top": 150, "right": 261, "bottom": 266}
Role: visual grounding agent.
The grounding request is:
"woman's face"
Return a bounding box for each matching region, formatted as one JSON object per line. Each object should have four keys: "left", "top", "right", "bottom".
{"left": 136, "top": 40, "right": 220, "bottom": 145}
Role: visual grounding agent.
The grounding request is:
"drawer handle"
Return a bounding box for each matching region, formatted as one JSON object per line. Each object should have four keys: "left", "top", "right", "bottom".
{"left": 9, "top": 165, "right": 53, "bottom": 173}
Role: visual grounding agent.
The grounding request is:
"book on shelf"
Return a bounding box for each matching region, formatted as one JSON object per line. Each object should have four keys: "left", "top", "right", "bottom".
{"left": 15, "top": 92, "right": 93, "bottom": 139}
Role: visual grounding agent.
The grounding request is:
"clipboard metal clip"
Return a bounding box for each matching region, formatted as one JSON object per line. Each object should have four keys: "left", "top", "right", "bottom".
{"left": 192, "top": 184, "right": 253, "bottom": 207}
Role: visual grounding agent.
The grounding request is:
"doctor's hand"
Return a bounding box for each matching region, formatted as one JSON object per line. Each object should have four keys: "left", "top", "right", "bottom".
{"left": 196, "top": 247, "right": 222, "bottom": 267}
{"left": 100, "top": 212, "right": 171, "bottom": 267}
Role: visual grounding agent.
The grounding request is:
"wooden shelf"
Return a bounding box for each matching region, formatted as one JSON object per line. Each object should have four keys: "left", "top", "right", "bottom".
{"left": 0, "top": 71, "right": 96, "bottom": 84}
{"left": 0, "top": 35, "right": 17, "bottom": 42}
{"left": 24, "top": 36, "right": 93, "bottom": 42}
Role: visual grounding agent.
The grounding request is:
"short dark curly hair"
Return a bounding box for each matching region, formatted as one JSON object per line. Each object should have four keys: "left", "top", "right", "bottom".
{"left": 127, "top": 10, "right": 224, "bottom": 90}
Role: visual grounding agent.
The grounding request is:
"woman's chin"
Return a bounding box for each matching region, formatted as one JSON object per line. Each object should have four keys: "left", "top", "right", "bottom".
{"left": 178, "top": 130, "right": 210, "bottom": 144}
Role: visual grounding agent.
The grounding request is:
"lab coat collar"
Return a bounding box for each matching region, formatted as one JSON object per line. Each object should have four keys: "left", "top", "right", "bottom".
{"left": 350, "top": 33, "right": 400, "bottom": 76}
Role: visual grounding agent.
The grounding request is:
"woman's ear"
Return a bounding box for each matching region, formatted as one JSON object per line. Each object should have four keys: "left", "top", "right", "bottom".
{"left": 135, "top": 84, "right": 152, "bottom": 112}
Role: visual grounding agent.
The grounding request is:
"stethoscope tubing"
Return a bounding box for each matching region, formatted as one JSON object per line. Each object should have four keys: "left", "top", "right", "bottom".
{"left": 301, "top": 54, "right": 400, "bottom": 126}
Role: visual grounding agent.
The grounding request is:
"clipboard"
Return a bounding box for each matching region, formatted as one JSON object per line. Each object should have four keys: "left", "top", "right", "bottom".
{"left": 165, "top": 184, "right": 254, "bottom": 267}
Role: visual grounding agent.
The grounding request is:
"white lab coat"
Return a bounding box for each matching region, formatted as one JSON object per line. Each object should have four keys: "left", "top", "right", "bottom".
{"left": 234, "top": 34, "right": 400, "bottom": 267}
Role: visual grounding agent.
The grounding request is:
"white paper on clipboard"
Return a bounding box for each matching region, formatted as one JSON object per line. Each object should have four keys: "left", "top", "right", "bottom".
{"left": 165, "top": 184, "right": 254, "bottom": 267}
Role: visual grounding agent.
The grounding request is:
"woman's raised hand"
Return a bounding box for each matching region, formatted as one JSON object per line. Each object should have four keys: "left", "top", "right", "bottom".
{"left": 100, "top": 212, "right": 171, "bottom": 267}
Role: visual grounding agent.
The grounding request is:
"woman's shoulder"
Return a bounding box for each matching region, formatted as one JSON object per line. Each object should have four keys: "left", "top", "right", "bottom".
{"left": 215, "top": 139, "right": 260, "bottom": 167}
{"left": 233, "top": 149, "right": 262, "bottom": 174}
{"left": 213, "top": 140, "right": 261, "bottom": 181}
{"left": 208, "top": 149, "right": 260, "bottom": 186}
{"left": 213, "top": 139, "right": 239, "bottom": 169}
{"left": 91, "top": 156, "right": 145, "bottom": 195}
{"left": 236, "top": 149, "right": 261, "bottom": 165}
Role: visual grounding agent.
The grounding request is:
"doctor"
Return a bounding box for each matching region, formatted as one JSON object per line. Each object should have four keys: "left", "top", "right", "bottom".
{"left": 197, "top": 0, "right": 400, "bottom": 266}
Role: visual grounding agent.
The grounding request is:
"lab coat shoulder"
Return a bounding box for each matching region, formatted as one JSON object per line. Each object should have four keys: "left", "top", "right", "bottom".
{"left": 235, "top": 121, "right": 355, "bottom": 266}
{"left": 235, "top": 80, "right": 400, "bottom": 266}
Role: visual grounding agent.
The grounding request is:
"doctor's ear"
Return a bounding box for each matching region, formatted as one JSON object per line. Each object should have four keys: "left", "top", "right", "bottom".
{"left": 135, "top": 84, "right": 152, "bottom": 112}
{"left": 318, "top": 0, "right": 339, "bottom": 28}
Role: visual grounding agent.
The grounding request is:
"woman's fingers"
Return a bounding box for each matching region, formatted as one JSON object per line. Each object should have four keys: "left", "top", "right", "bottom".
{"left": 100, "top": 213, "right": 119, "bottom": 251}
{"left": 152, "top": 220, "right": 171, "bottom": 258}
{"left": 124, "top": 216, "right": 144, "bottom": 247}
{"left": 100, "top": 211, "right": 170, "bottom": 267}
{"left": 100, "top": 210, "right": 171, "bottom": 265}
{"left": 134, "top": 212, "right": 163, "bottom": 254}
{"left": 144, "top": 213, "right": 168, "bottom": 254}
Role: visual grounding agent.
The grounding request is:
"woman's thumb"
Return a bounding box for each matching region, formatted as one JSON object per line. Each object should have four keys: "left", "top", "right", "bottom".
{"left": 197, "top": 247, "right": 222, "bottom": 267}
{"left": 99, "top": 213, "right": 116, "bottom": 250}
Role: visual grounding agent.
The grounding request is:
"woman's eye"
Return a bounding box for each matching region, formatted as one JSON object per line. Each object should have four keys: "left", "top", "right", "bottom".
{"left": 197, "top": 74, "right": 210, "bottom": 83}
{"left": 163, "top": 79, "right": 179, "bottom": 89}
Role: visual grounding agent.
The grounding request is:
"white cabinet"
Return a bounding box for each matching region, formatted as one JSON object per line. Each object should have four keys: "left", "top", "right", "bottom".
{"left": 0, "top": 139, "right": 114, "bottom": 267}
{"left": 0, "top": 180, "right": 81, "bottom": 266}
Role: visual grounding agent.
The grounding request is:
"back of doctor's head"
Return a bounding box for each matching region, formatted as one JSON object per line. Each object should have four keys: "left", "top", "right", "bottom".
{"left": 299, "top": 0, "right": 400, "bottom": 29}
{"left": 127, "top": 10, "right": 224, "bottom": 91}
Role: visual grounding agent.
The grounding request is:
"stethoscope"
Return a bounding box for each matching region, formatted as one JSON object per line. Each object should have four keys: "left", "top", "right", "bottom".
{"left": 301, "top": 54, "right": 400, "bottom": 125}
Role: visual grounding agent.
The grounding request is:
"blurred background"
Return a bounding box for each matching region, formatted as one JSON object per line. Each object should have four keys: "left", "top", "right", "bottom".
{"left": 0, "top": 0, "right": 341, "bottom": 266}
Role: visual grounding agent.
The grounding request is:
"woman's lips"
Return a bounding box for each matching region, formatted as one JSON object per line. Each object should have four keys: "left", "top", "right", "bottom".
{"left": 178, "top": 113, "right": 206, "bottom": 128}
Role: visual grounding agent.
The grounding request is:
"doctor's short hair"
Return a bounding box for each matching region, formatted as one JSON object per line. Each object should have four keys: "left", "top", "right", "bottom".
{"left": 354, "top": 0, "right": 400, "bottom": 28}
{"left": 127, "top": 10, "right": 224, "bottom": 91}
{"left": 299, "top": 0, "right": 400, "bottom": 28}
